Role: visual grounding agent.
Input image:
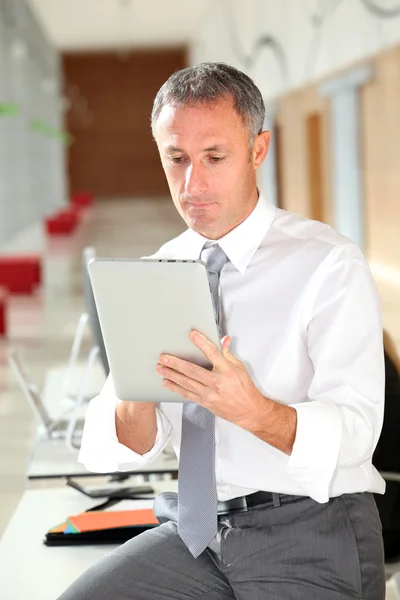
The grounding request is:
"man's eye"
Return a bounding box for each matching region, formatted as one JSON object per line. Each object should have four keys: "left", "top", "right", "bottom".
{"left": 209, "top": 156, "right": 225, "bottom": 163}
{"left": 170, "top": 156, "right": 185, "bottom": 164}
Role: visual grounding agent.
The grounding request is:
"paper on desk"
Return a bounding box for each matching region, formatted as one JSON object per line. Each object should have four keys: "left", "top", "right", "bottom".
{"left": 66, "top": 508, "right": 158, "bottom": 533}
{"left": 48, "top": 499, "right": 156, "bottom": 534}
{"left": 48, "top": 505, "right": 158, "bottom": 535}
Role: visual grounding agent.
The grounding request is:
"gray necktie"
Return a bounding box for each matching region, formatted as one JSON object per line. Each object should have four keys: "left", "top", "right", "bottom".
{"left": 178, "top": 243, "right": 229, "bottom": 558}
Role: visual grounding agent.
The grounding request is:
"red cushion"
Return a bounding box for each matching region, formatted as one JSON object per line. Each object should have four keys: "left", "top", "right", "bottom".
{"left": 72, "top": 192, "right": 93, "bottom": 207}
{"left": 0, "top": 286, "right": 8, "bottom": 335}
{"left": 45, "top": 207, "right": 79, "bottom": 235}
{"left": 0, "top": 257, "right": 41, "bottom": 295}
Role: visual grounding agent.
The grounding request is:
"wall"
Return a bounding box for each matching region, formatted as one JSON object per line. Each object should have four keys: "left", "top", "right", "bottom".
{"left": 62, "top": 48, "right": 187, "bottom": 198}
{"left": 0, "top": 0, "right": 66, "bottom": 246}
{"left": 361, "top": 44, "right": 400, "bottom": 274}
{"left": 273, "top": 45, "right": 400, "bottom": 320}
{"left": 360, "top": 44, "right": 400, "bottom": 335}
{"left": 276, "top": 86, "right": 333, "bottom": 225}
{"left": 190, "top": 0, "right": 400, "bottom": 101}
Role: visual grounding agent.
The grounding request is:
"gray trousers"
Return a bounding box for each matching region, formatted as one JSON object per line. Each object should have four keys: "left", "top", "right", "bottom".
{"left": 57, "top": 491, "right": 385, "bottom": 599}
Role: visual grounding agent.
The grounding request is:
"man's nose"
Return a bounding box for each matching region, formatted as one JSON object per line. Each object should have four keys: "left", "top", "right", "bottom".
{"left": 185, "top": 164, "right": 207, "bottom": 196}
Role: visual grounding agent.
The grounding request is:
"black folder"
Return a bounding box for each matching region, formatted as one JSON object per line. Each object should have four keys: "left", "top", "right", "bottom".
{"left": 44, "top": 524, "right": 156, "bottom": 546}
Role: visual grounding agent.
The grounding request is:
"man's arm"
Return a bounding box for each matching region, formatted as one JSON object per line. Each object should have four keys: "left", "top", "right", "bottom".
{"left": 285, "top": 245, "right": 384, "bottom": 498}
{"left": 115, "top": 401, "right": 157, "bottom": 455}
{"left": 158, "top": 334, "right": 297, "bottom": 455}
{"left": 244, "top": 244, "right": 384, "bottom": 500}
{"left": 78, "top": 374, "right": 172, "bottom": 472}
{"left": 247, "top": 400, "right": 297, "bottom": 456}
{"left": 157, "top": 244, "right": 384, "bottom": 502}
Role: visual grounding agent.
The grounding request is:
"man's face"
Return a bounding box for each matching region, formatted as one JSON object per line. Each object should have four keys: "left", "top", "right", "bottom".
{"left": 154, "top": 97, "right": 270, "bottom": 239}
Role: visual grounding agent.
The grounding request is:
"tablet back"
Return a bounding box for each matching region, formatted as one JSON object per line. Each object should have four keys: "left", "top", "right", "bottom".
{"left": 88, "top": 259, "right": 220, "bottom": 402}
{"left": 82, "top": 247, "right": 110, "bottom": 376}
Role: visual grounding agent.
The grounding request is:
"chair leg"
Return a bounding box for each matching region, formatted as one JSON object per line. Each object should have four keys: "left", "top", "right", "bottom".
{"left": 62, "top": 312, "right": 89, "bottom": 395}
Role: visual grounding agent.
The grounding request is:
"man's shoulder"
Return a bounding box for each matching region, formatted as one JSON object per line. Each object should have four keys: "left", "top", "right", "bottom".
{"left": 272, "top": 208, "right": 359, "bottom": 255}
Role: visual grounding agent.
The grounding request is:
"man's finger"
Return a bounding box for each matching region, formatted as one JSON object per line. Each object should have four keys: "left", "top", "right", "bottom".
{"left": 221, "top": 336, "right": 245, "bottom": 369}
{"left": 156, "top": 364, "right": 208, "bottom": 395}
{"left": 162, "top": 378, "right": 203, "bottom": 404}
{"left": 158, "top": 354, "right": 213, "bottom": 385}
{"left": 189, "top": 331, "right": 229, "bottom": 370}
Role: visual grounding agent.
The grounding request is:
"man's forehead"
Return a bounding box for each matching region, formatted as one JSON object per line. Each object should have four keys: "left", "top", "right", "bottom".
{"left": 155, "top": 101, "right": 247, "bottom": 150}
{"left": 163, "top": 142, "right": 229, "bottom": 153}
{"left": 156, "top": 100, "right": 240, "bottom": 133}
{"left": 156, "top": 106, "right": 242, "bottom": 148}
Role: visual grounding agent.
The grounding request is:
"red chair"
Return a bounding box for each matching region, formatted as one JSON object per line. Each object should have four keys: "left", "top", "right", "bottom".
{"left": 72, "top": 192, "right": 93, "bottom": 208}
{"left": 0, "top": 256, "right": 41, "bottom": 295}
{"left": 0, "top": 286, "right": 8, "bottom": 336}
{"left": 45, "top": 208, "right": 79, "bottom": 235}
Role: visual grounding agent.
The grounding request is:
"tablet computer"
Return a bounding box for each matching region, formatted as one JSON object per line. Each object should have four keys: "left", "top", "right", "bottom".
{"left": 88, "top": 258, "right": 220, "bottom": 403}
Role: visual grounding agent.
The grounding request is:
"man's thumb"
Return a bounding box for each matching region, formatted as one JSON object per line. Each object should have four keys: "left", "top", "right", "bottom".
{"left": 221, "top": 336, "right": 242, "bottom": 366}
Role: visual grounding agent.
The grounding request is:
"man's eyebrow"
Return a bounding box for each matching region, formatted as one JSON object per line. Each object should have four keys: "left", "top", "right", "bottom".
{"left": 165, "top": 145, "right": 184, "bottom": 153}
{"left": 203, "top": 144, "right": 227, "bottom": 152}
{"left": 164, "top": 144, "right": 228, "bottom": 153}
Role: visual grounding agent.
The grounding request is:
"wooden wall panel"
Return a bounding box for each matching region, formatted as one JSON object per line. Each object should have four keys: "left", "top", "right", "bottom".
{"left": 306, "top": 113, "right": 325, "bottom": 223}
{"left": 275, "top": 44, "right": 400, "bottom": 339}
{"left": 275, "top": 42, "right": 400, "bottom": 273}
{"left": 361, "top": 45, "right": 400, "bottom": 271}
{"left": 276, "top": 87, "right": 332, "bottom": 224}
{"left": 62, "top": 48, "right": 187, "bottom": 198}
{"left": 360, "top": 45, "right": 400, "bottom": 337}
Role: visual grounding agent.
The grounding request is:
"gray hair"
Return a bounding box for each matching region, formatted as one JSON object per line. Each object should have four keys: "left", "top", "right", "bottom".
{"left": 151, "top": 62, "right": 265, "bottom": 144}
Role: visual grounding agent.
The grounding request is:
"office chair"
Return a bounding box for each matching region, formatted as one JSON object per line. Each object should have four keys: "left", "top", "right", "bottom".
{"left": 8, "top": 347, "right": 85, "bottom": 442}
{"left": 62, "top": 246, "right": 109, "bottom": 399}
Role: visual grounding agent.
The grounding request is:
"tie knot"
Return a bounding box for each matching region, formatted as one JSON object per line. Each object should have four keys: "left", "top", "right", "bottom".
{"left": 201, "top": 243, "right": 229, "bottom": 275}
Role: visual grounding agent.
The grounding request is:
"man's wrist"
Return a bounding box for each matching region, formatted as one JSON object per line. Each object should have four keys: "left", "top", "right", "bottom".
{"left": 244, "top": 394, "right": 274, "bottom": 435}
{"left": 246, "top": 396, "right": 297, "bottom": 456}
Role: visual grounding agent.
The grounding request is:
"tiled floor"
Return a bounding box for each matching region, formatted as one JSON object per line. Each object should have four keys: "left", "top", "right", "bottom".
{"left": 0, "top": 197, "right": 399, "bottom": 595}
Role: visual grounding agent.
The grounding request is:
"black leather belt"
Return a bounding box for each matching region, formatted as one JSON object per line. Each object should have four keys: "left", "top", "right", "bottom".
{"left": 217, "top": 491, "right": 275, "bottom": 515}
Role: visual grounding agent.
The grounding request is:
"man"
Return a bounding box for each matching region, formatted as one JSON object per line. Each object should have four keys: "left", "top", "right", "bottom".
{"left": 59, "top": 62, "right": 385, "bottom": 599}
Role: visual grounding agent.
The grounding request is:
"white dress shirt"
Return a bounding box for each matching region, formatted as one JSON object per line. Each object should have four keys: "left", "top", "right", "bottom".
{"left": 79, "top": 192, "right": 385, "bottom": 503}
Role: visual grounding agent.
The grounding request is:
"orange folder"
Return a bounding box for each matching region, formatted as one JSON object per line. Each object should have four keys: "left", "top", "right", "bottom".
{"left": 66, "top": 508, "right": 158, "bottom": 533}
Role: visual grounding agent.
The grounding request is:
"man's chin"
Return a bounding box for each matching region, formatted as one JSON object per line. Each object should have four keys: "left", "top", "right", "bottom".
{"left": 186, "top": 215, "right": 217, "bottom": 237}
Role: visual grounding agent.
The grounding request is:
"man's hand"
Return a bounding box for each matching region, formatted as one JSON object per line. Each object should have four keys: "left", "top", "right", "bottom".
{"left": 156, "top": 331, "right": 297, "bottom": 454}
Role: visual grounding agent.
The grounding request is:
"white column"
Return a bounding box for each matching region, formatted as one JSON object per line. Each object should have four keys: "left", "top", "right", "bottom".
{"left": 320, "top": 66, "right": 373, "bottom": 250}
{"left": 260, "top": 103, "right": 278, "bottom": 207}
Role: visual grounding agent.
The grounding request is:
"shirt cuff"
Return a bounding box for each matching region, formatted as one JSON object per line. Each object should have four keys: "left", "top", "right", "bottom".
{"left": 78, "top": 397, "right": 171, "bottom": 473}
{"left": 287, "top": 400, "right": 343, "bottom": 503}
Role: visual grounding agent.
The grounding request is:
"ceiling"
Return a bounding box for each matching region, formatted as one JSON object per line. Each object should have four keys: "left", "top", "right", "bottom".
{"left": 28, "top": 0, "right": 214, "bottom": 51}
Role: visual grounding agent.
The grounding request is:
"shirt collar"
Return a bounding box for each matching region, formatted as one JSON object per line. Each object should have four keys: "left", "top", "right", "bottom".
{"left": 180, "top": 191, "right": 276, "bottom": 274}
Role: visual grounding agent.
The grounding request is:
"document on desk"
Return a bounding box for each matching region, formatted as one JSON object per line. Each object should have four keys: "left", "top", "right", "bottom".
{"left": 64, "top": 508, "right": 158, "bottom": 533}
{"left": 45, "top": 500, "right": 158, "bottom": 546}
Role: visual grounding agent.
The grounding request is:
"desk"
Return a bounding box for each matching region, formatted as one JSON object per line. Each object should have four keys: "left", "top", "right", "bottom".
{"left": 387, "top": 576, "right": 400, "bottom": 600}
{"left": 0, "top": 481, "right": 178, "bottom": 600}
{"left": 27, "top": 437, "right": 178, "bottom": 480}
{"left": 1, "top": 484, "right": 399, "bottom": 600}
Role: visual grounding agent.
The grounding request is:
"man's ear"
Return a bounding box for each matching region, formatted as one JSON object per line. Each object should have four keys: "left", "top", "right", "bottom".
{"left": 252, "top": 131, "right": 271, "bottom": 169}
